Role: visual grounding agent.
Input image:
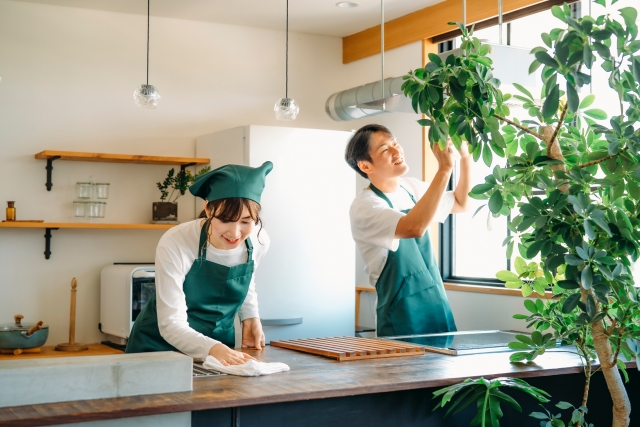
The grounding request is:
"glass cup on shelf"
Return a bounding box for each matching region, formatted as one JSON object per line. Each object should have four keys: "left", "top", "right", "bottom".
{"left": 73, "top": 201, "right": 87, "bottom": 217}
{"left": 94, "top": 183, "right": 110, "bottom": 199}
{"left": 76, "top": 182, "right": 93, "bottom": 199}
{"left": 86, "top": 201, "right": 98, "bottom": 218}
{"left": 96, "top": 201, "right": 106, "bottom": 218}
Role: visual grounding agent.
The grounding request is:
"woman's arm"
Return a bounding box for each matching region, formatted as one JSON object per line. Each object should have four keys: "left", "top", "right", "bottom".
{"left": 155, "top": 244, "right": 220, "bottom": 360}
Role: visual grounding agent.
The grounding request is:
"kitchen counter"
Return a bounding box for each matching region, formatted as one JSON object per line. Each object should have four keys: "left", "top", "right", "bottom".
{"left": 1, "top": 345, "right": 637, "bottom": 427}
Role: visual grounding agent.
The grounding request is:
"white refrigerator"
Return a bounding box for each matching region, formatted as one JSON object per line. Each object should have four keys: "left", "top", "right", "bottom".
{"left": 195, "top": 125, "right": 356, "bottom": 344}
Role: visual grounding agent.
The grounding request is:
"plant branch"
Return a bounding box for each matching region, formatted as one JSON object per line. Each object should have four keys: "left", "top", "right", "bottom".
{"left": 579, "top": 148, "right": 628, "bottom": 169}
{"left": 549, "top": 103, "right": 569, "bottom": 155}
{"left": 494, "top": 114, "right": 545, "bottom": 140}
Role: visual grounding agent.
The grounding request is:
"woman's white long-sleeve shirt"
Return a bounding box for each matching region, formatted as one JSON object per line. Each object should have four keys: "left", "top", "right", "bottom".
{"left": 152, "top": 219, "right": 269, "bottom": 360}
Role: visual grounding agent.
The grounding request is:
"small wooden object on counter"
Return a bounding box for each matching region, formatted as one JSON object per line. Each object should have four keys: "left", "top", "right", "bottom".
{"left": 270, "top": 336, "right": 426, "bottom": 361}
{"left": 55, "top": 278, "right": 88, "bottom": 352}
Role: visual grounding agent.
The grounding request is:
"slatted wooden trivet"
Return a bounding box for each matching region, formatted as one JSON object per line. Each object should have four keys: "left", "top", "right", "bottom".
{"left": 270, "top": 336, "right": 425, "bottom": 361}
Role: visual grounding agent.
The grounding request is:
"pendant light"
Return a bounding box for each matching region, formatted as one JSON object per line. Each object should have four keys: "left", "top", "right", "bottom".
{"left": 274, "top": 0, "right": 299, "bottom": 120}
{"left": 133, "top": 0, "right": 160, "bottom": 108}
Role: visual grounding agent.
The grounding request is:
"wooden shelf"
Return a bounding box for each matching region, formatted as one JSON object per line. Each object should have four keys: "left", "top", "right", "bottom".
{"left": 34, "top": 150, "right": 210, "bottom": 191}
{"left": 0, "top": 222, "right": 177, "bottom": 259}
{"left": 34, "top": 150, "right": 209, "bottom": 166}
{"left": 0, "top": 222, "right": 175, "bottom": 230}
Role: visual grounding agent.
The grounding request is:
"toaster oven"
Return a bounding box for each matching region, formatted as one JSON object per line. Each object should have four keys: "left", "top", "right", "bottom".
{"left": 100, "top": 264, "right": 155, "bottom": 344}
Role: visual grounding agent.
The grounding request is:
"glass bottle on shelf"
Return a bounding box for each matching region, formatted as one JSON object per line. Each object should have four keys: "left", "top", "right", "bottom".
{"left": 5, "top": 201, "right": 16, "bottom": 221}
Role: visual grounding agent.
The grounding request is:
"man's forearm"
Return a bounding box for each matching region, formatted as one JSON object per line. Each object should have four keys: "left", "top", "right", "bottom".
{"left": 395, "top": 169, "right": 452, "bottom": 238}
{"left": 453, "top": 157, "right": 472, "bottom": 212}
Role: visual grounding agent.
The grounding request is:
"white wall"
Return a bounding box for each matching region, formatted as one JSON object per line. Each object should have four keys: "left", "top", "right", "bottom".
{"left": 0, "top": 0, "right": 347, "bottom": 345}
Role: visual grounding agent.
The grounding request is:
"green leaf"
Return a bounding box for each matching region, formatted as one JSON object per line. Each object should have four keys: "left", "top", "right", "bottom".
{"left": 513, "top": 83, "right": 534, "bottom": 100}
{"left": 556, "top": 401, "right": 574, "bottom": 410}
{"left": 524, "top": 299, "right": 538, "bottom": 314}
{"left": 528, "top": 59, "right": 542, "bottom": 75}
{"left": 428, "top": 53, "right": 443, "bottom": 65}
{"left": 526, "top": 240, "right": 545, "bottom": 258}
{"left": 586, "top": 294, "right": 597, "bottom": 318}
{"left": 496, "top": 270, "right": 519, "bottom": 282}
{"left": 471, "top": 183, "right": 495, "bottom": 195}
{"left": 510, "top": 352, "right": 530, "bottom": 362}
{"left": 566, "top": 83, "right": 578, "bottom": 113}
{"left": 619, "top": 7, "right": 638, "bottom": 29}
{"left": 579, "top": 94, "right": 595, "bottom": 109}
{"left": 562, "top": 293, "right": 581, "bottom": 313}
{"left": 542, "top": 84, "right": 560, "bottom": 118}
{"left": 581, "top": 265, "right": 593, "bottom": 290}
{"left": 583, "top": 109, "right": 607, "bottom": 120}
{"left": 617, "top": 359, "right": 630, "bottom": 383}
{"left": 557, "top": 280, "right": 580, "bottom": 290}
{"left": 550, "top": 5, "right": 567, "bottom": 23}
{"left": 535, "top": 51, "right": 559, "bottom": 68}
{"left": 530, "top": 411, "right": 550, "bottom": 420}
{"left": 417, "top": 118, "right": 433, "bottom": 127}
{"left": 515, "top": 257, "right": 527, "bottom": 275}
{"left": 489, "top": 191, "right": 503, "bottom": 214}
{"left": 483, "top": 143, "right": 494, "bottom": 167}
{"left": 509, "top": 342, "right": 533, "bottom": 350}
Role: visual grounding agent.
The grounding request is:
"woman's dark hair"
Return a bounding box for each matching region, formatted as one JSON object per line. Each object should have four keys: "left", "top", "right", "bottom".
{"left": 344, "top": 124, "right": 394, "bottom": 179}
{"left": 199, "top": 198, "right": 263, "bottom": 245}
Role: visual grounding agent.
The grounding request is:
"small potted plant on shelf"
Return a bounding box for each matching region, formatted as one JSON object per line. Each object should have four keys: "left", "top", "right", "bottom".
{"left": 153, "top": 166, "right": 211, "bottom": 223}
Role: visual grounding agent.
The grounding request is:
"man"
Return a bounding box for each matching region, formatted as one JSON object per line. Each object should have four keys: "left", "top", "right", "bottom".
{"left": 346, "top": 124, "right": 472, "bottom": 337}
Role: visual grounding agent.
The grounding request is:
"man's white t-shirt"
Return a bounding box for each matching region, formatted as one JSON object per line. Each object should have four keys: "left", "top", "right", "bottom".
{"left": 153, "top": 219, "right": 269, "bottom": 360}
{"left": 349, "top": 177, "right": 454, "bottom": 288}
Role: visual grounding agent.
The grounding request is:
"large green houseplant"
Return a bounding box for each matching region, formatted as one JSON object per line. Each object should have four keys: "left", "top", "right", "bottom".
{"left": 402, "top": 2, "right": 639, "bottom": 426}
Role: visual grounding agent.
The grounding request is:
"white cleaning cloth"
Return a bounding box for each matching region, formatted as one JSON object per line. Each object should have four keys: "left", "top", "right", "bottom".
{"left": 202, "top": 355, "right": 290, "bottom": 377}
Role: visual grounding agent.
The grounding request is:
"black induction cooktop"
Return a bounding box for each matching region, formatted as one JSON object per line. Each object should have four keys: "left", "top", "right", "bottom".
{"left": 382, "top": 330, "right": 526, "bottom": 356}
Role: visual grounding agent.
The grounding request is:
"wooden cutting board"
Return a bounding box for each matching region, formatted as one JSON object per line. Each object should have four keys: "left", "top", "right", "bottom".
{"left": 270, "top": 336, "right": 425, "bottom": 361}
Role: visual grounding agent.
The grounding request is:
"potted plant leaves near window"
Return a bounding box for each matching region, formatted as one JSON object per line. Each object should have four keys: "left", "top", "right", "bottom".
{"left": 402, "top": 2, "right": 639, "bottom": 426}
{"left": 153, "top": 166, "right": 211, "bottom": 223}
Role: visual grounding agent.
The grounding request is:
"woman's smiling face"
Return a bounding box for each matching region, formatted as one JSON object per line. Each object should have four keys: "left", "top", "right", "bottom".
{"left": 206, "top": 202, "right": 256, "bottom": 250}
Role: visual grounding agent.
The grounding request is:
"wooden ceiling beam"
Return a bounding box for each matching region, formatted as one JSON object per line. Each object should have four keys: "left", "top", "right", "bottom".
{"left": 342, "top": 0, "right": 548, "bottom": 64}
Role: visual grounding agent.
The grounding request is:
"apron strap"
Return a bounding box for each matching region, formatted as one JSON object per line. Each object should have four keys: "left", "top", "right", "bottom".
{"left": 369, "top": 183, "right": 417, "bottom": 208}
{"left": 245, "top": 237, "right": 254, "bottom": 262}
{"left": 198, "top": 218, "right": 254, "bottom": 262}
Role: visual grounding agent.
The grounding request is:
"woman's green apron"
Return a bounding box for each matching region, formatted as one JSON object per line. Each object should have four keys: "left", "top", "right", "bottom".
{"left": 370, "top": 183, "right": 456, "bottom": 337}
{"left": 126, "top": 219, "right": 254, "bottom": 353}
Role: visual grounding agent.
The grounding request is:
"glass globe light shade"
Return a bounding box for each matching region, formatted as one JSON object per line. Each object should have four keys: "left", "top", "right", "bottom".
{"left": 274, "top": 98, "right": 299, "bottom": 121}
{"left": 133, "top": 84, "right": 161, "bottom": 109}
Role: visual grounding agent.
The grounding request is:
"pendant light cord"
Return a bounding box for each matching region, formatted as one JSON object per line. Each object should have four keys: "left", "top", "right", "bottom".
{"left": 381, "top": 0, "right": 384, "bottom": 108}
{"left": 147, "top": 0, "right": 150, "bottom": 85}
{"left": 285, "top": 0, "right": 289, "bottom": 98}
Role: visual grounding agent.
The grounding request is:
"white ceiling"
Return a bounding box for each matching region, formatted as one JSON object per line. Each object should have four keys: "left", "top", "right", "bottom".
{"left": 11, "top": 0, "right": 443, "bottom": 37}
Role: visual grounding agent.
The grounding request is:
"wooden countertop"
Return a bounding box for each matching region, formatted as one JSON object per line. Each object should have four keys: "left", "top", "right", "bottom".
{"left": 0, "top": 344, "right": 123, "bottom": 361}
{"left": 0, "top": 345, "right": 631, "bottom": 426}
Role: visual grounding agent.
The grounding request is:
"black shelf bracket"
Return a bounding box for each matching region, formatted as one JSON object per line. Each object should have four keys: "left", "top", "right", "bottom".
{"left": 45, "top": 156, "right": 61, "bottom": 191}
{"left": 180, "top": 162, "right": 196, "bottom": 172}
{"left": 44, "top": 227, "right": 59, "bottom": 259}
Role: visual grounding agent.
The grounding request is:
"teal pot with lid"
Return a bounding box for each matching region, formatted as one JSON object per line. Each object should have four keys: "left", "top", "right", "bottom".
{"left": 0, "top": 314, "right": 49, "bottom": 350}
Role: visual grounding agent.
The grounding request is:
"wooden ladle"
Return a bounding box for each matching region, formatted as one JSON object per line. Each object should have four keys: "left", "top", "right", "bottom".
{"left": 55, "top": 278, "right": 88, "bottom": 352}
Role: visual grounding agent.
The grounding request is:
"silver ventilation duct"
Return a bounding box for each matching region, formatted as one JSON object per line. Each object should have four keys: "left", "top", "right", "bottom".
{"left": 325, "top": 43, "right": 538, "bottom": 122}
{"left": 325, "top": 76, "right": 414, "bottom": 121}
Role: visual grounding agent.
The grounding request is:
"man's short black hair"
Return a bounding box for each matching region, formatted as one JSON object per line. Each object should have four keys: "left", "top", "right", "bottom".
{"left": 344, "top": 124, "right": 393, "bottom": 179}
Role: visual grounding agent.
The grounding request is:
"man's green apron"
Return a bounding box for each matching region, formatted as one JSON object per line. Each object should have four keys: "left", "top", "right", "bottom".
{"left": 370, "top": 183, "right": 456, "bottom": 337}
{"left": 126, "top": 219, "right": 254, "bottom": 353}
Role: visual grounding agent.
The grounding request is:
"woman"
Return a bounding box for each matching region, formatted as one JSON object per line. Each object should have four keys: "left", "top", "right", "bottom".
{"left": 126, "top": 161, "right": 273, "bottom": 366}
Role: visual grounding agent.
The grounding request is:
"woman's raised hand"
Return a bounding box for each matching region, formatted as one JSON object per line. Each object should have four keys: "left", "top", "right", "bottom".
{"left": 433, "top": 138, "right": 455, "bottom": 172}
{"left": 209, "top": 342, "right": 256, "bottom": 366}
